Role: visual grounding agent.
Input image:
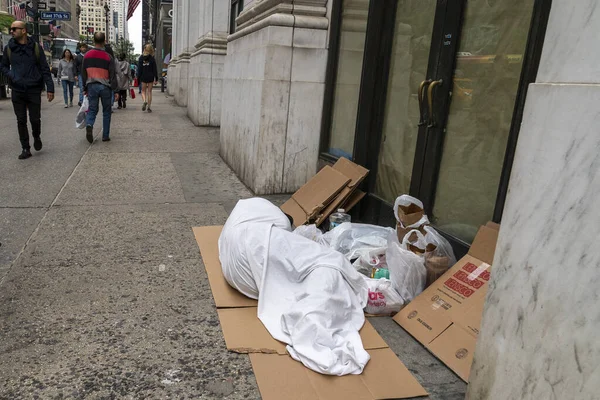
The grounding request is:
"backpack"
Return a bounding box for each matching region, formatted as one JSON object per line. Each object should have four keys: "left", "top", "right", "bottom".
{"left": 6, "top": 42, "right": 41, "bottom": 65}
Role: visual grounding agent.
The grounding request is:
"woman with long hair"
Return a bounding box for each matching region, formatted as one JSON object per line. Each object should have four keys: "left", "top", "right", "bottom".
{"left": 137, "top": 44, "right": 158, "bottom": 112}
{"left": 57, "top": 49, "right": 76, "bottom": 108}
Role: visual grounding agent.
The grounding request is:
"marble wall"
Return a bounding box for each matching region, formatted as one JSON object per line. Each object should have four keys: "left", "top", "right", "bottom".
{"left": 169, "top": 0, "right": 228, "bottom": 122}
{"left": 220, "top": 1, "right": 329, "bottom": 194}
{"left": 187, "top": 0, "right": 229, "bottom": 127}
{"left": 466, "top": 1, "right": 600, "bottom": 399}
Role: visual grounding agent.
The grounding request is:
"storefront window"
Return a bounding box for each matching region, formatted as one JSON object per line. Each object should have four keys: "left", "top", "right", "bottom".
{"left": 327, "top": 0, "right": 371, "bottom": 160}
{"left": 431, "top": 0, "right": 535, "bottom": 242}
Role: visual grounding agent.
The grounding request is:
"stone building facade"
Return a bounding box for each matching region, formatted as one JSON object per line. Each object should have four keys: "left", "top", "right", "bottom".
{"left": 169, "top": 2, "right": 600, "bottom": 399}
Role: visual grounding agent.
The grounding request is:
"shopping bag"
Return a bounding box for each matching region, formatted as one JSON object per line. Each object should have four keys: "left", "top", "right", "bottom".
{"left": 75, "top": 96, "right": 89, "bottom": 129}
{"left": 130, "top": 87, "right": 136, "bottom": 99}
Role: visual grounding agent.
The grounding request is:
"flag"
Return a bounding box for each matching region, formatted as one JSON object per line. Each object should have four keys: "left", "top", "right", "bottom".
{"left": 12, "top": 3, "right": 27, "bottom": 20}
{"left": 127, "top": 0, "right": 141, "bottom": 21}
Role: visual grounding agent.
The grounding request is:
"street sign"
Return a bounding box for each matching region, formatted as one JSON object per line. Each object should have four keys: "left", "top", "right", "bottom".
{"left": 40, "top": 11, "right": 71, "bottom": 21}
{"left": 38, "top": 2, "right": 47, "bottom": 9}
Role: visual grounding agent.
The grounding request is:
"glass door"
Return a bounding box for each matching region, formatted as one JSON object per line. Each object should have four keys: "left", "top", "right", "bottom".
{"left": 321, "top": 0, "right": 547, "bottom": 251}
{"left": 373, "top": 0, "right": 439, "bottom": 203}
{"left": 419, "top": 0, "right": 536, "bottom": 244}
{"left": 357, "top": 0, "right": 539, "bottom": 250}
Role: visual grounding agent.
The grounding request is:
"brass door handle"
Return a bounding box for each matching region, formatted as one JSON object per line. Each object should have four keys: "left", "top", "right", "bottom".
{"left": 427, "top": 79, "right": 443, "bottom": 128}
{"left": 418, "top": 80, "right": 431, "bottom": 126}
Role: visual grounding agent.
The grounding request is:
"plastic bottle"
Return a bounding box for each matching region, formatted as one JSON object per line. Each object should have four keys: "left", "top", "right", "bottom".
{"left": 329, "top": 209, "right": 351, "bottom": 230}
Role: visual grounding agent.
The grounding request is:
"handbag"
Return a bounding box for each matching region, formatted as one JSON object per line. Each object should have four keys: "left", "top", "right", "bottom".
{"left": 130, "top": 88, "right": 136, "bottom": 99}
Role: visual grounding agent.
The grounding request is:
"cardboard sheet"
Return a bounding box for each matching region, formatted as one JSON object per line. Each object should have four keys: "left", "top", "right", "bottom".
{"left": 426, "top": 323, "right": 477, "bottom": 381}
{"left": 393, "top": 225, "right": 499, "bottom": 382}
{"left": 281, "top": 166, "right": 350, "bottom": 227}
{"left": 195, "top": 224, "right": 427, "bottom": 398}
{"left": 316, "top": 158, "right": 369, "bottom": 226}
{"left": 192, "top": 226, "right": 258, "bottom": 308}
{"left": 250, "top": 348, "right": 428, "bottom": 400}
{"left": 217, "top": 307, "right": 388, "bottom": 355}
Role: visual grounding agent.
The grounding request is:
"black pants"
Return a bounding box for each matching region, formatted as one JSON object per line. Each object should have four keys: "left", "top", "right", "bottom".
{"left": 11, "top": 90, "right": 41, "bottom": 150}
{"left": 118, "top": 89, "right": 127, "bottom": 108}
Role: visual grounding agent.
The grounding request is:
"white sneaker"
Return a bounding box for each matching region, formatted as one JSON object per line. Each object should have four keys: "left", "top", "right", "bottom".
{"left": 64, "top": 104, "right": 68, "bottom": 108}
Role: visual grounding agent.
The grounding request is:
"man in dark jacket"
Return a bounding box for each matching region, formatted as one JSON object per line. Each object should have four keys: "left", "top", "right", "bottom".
{"left": 0, "top": 21, "right": 54, "bottom": 159}
{"left": 75, "top": 42, "right": 88, "bottom": 106}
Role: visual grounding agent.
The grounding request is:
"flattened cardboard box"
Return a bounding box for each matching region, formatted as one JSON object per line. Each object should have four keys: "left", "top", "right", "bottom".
{"left": 281, "top": 165, "right": 350, "bottom": 227}
{"left": 251, "top": 347, "right": 428, "bottom": 400}
{"left": 393, "top": 225, "right": 499, "bottom": 382}
{"left": 192, "top": 226, "right": 257, "bottom": 308}
{"left": 316, "top": 158, "right": 369, "bottom": 226}
{"left": 217, "top": 307, "right": 388, "bottom": 355}
{"left": 194, "top": 225, "right": 428, "bottom": 399}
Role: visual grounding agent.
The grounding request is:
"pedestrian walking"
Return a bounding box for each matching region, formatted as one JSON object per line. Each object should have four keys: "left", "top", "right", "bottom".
{"left": 75, "top": 43, "right": 88, "bottom": 107}
{"left": 116, "top": 53, "right": 130, "bottom": 109}
{"left": 82, "top": 32, "right": 119, "bottom": 143}
{"left": 138, "top": 44, "right": 158, "bottom": 113}
{"left": 105, "top": 44, "right": 116, "bottom": 110}
{"left": 0, "top": 21, "right": 54, "bottom": 160}
{"left": 57, "top": 49, "right": 76, "bottom": 108}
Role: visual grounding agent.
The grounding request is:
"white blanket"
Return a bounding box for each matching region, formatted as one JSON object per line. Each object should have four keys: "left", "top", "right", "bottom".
{"left": 218, "top": 198, "right": 370, "bottom": 375}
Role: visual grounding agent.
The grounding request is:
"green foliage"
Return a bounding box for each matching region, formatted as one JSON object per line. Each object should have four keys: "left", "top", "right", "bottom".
{"left": 114, "top": 38, "right": 136, "bottom": 63}
{"left": 0, "top": 14, "right": 15, "bottom": 34}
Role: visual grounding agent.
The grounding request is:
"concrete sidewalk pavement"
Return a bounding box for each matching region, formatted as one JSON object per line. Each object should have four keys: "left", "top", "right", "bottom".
{"left": 0, "top": 91, "right": 465, "bottom": 399}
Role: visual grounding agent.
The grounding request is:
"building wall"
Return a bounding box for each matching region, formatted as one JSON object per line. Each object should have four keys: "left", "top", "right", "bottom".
{"left": 219, "top": 0, "right": 329, "bottom": 194}
{"left": 108, "top": 0, "right": 127, "bottom": 43}
{"left": 79, "top": 0, "right": 106, "bottom": 39}
{"left": 466, "top": 1, "right": 600, "bottom": 399}
{"left": 46, "top": 0, "right": 79, "bottom": 40}
{"left": 168, "top": 0, "right": 329, "bottom": 192}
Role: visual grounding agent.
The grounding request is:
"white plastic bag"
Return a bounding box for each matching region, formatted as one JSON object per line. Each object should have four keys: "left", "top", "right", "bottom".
{"left": 351, "top": 248, "right": 387, "bottom": 277}
{"left": 293, "top": 224, "right": 324, "bottom": 243}
{"left": 75, "top": 96, "right": 89, "bottom": 129}
{"left": 364, "top": 277, "right": 404, "bottom": 315}
{"left": 423, "top": 225, "right": 457, "bottom": 285}
{"left": 386, "top": 231, "right": 427, "bottom": 303}
{"left": 322, "top": 222, "right": 395, "bottom": 261}
{"left": 394, "top": 194, "right": 429, "bottom": 237}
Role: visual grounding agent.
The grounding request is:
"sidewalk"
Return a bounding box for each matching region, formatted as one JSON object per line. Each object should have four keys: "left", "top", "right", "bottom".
{"left": 0, "top": 92, "right": 464, "bottom": 399}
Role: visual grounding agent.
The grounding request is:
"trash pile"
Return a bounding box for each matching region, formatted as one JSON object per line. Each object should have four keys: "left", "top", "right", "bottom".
{"left": 295, "top": 194, "right": 456, "bottom": 316}
{"left": 195, "top": 158, "right": 498, "bottom": 394}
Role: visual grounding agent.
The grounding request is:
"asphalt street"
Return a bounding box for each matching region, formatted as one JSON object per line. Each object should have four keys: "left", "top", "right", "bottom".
{"left": 0, "top": 88, "right": 465, "bottom": 399}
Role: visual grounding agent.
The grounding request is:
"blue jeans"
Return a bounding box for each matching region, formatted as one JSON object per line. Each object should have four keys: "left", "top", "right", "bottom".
{"left": 86, "top": 83, "right": 113, "bottom": 139}
{"left": 78, "top": 75, "right": 84, "bottom": 103}
{"left": 61, "top": 80, "right": 74, "bottom": 105}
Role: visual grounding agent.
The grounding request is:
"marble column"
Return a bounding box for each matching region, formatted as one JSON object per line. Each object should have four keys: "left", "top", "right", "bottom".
{"left": 173, "top": 0, "right": 190, "bottom": 106}
{"left": 187, "top": 0, "right": 229, "bottom": 127}
{"left": 167, "top": 0, "right": 182, "bottom": 97}
{"left": 220, "top": 0, "right": 329, "bottom": 194}
{"left": 466, "top": 1, "right": 600, "bottom": 399}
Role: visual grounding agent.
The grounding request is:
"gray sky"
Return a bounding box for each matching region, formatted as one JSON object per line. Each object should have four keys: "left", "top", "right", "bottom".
{"left": 127, "top": 3, "right": 142, "bottom": 54}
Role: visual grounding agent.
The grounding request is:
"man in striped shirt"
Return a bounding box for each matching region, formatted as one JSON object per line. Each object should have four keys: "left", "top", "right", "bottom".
{"left": 82, "top": 32, "right": 119, "bottom": 143}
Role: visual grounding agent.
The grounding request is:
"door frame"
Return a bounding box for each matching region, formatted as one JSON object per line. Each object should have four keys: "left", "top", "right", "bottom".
{"left": 319, "top": 0, "right": 552, "bottom": 252}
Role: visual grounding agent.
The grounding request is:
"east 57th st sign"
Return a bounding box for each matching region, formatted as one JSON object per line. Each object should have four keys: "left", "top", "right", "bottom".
{"left": 39, "top": 11, "right": 71, "bottom": 21}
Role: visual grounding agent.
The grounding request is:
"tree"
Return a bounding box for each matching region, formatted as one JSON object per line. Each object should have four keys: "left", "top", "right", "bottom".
{"left": 115, "top": 37, "right": 135, "bottom": 61}
{"left": 0, "top": 13, "right": 15, "bottom": 34}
